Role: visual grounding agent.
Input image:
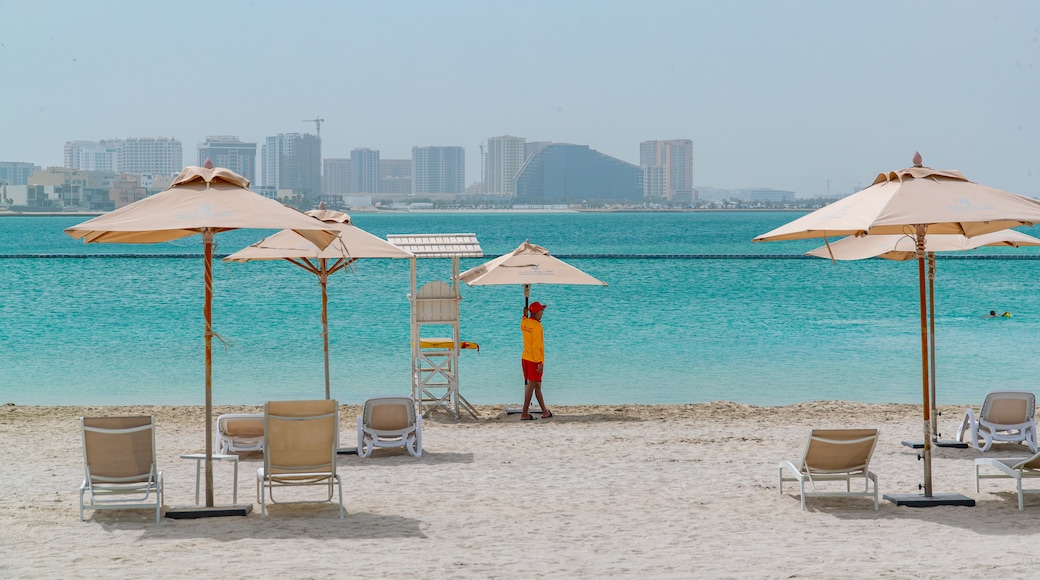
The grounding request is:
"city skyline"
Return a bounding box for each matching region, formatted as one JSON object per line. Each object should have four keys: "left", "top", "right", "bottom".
{"left": 1, "top": 1, "right": 1037, "bottom": 198}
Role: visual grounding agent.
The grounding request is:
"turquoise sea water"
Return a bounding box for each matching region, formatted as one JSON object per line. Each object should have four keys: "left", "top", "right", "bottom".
{"left": 3, "top": 211, "right": 1040, "bottom": 407}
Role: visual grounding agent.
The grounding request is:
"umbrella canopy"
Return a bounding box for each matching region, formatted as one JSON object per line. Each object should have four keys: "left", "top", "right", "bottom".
{"left": 755, "top": 152, "right": 1040, "bottom": 501}
{"left": 459, "top": 241, "right": 607, "bottom": 287}
{"left": 65, "top": 164, "right": 337, "bottom": 510}
{"left": 223, "top": 206, "right": 413, "bottom": 399}
{"left": 805, "top": 229, "right": 1040, "bottom": 261}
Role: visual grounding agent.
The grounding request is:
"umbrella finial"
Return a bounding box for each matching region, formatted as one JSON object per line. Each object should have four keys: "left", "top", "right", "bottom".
{"left": 912, "top": 151, "right": 923, "bottom": 168}
{"left": 318, "top": 201, "right": 326, "bottom": 210}
{"left": 203, "top": 157, "right": 214, "bottom": 169}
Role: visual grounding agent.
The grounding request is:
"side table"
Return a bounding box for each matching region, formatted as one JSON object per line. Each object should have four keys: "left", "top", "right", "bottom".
{"left": 180, "top": 453, "right": 240, "bottom": 505}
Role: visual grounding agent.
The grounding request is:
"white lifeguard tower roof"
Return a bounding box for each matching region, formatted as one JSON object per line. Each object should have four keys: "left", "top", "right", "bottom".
{"left": 387, "top": 233, "right": 483, "bottom": 258}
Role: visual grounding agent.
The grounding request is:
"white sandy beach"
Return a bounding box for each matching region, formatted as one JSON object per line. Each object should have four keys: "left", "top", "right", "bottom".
{"left": 2, "top": 401, "right": 1039, "bottom": 579}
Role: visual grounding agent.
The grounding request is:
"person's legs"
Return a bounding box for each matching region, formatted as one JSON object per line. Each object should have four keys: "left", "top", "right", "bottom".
{"left": 532, "top": 381, "right": 550, "bottom": 418}
{"left": 521, "top": 380, "right": 536, "bottom": 419}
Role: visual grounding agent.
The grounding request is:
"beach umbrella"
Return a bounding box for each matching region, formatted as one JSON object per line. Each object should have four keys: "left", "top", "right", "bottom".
{"left": 754, "top": 152, "right": 1040, "bottom": 503}
{"left": 64, "top": 163, "right": 337, "bottom": 511}
{"left": 806, "top": 230, "right": 1040, "bottom": 443}
{"left": 223, "top": 205, "right": 414, "bottom": 400}
{"left": 459, "top": 240, "right": 607, "bottom": 307}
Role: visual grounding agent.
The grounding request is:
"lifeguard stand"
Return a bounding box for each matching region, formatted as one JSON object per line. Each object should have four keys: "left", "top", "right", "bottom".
{"left": 386, "top": 234, "right": 482, "bottom": 419}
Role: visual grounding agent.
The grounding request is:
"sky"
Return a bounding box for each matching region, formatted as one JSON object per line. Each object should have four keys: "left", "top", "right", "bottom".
{"left": 1, "top": 0, "right": 1037, "bottom": 198}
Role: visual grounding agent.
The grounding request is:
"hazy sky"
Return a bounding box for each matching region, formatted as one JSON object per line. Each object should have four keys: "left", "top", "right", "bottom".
{"left": 1, "top": 0, "right": 1037, "bottom": 197}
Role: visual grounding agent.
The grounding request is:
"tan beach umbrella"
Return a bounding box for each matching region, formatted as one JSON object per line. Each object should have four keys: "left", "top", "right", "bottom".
{"left": 806, "top": 229, "right": 1040, "bottom": 444}
{"left": 755, "top": 152, "right": 1040, "bottom": 503}
{"left": 459, "top": 240, "right": 607, "bottom": 306}
{"left": 64, "top": 163, "right": 337, "bottom": 511}
{"left": 223, "top": 205, "right": 414, "bottom": 400}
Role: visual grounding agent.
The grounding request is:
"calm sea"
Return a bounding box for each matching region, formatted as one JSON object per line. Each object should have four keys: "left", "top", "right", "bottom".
{"left": 3, "top": 211, "right": 1040, "bottom": 407}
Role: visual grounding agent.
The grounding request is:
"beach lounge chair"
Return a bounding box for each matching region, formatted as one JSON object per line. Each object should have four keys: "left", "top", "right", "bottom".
{"left": 79, "top": 416, "right": 164, "bottom": 522}
{"left": 216, "top": 413, "right": 265, "bottom": 454}
{"left": 956, "top": 390, "right": 1038, "bottom": 453}
{"left": 357, "top": 396, "right": 422, "bottom": 458}
{"left": 778, "top": 428, "right": 880, "bottom": 511}
{"left": 974, "top": 450, "right": 1040, "bottom": 511}
{"left": 256, "top": 399, "right": 343, "bottom": 518}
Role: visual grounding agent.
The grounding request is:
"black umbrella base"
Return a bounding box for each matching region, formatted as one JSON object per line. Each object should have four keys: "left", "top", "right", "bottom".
{"left": 900, "top": 439, "right": 970, "bottom": 449}
{"left": 884, "top": 493, "right": 975, "bottom": 507}
{"left": 165, "top": 504, "right": 253, "bottom": 519}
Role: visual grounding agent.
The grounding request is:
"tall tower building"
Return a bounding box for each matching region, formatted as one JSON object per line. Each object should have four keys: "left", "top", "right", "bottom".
{"left": 640, "top": 139, "right": 694, "bottom": 201}
{"left": 412, "top": 146, "right": 465, "bottom": 195}
{"left": 350, "top": 148, "right": 380, "bottom": 194}
{"left": 322, "top": 158, "right": 352, "bottom": 194}
{"left": 197, "top": 136, "right": 257, "bottom": 184}
{"left": 484, "top": 135, "right": 526, "bottom": 196}
{"left": 262, "top": 133, "right": 321, "bottom": 197}
{"left": 116, "top": 137, "right": 183, "bottom": 176}
{"left": 64, "top": 141, "right": 119, "bottom": 172}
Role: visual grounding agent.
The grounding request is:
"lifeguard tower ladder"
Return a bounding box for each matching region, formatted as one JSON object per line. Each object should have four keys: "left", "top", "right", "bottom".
{"left": 386, "top": 234, "right": 482, "bottom": 419}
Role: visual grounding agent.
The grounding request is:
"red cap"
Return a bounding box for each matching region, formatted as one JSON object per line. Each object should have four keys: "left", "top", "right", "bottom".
{"left": 528, "top": 301, "right": 547, "bottom": 314}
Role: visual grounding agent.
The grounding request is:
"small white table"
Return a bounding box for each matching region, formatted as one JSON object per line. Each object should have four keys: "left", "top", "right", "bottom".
{"left": 180, "top": 453, "right": 239, "bottom": 505}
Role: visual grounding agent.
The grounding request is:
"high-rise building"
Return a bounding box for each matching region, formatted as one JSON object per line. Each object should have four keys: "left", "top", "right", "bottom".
{"left": 262, "top": 133, "right": 321, "bottom": 197}
{"left": 350, "top": 148, "right": 380, "bottom": 194}
{"left": 640, "top": 139, "right": 694, "bottom": 201}
{"left": 0, "top": 161, "right": 40, "bottom": 185}
{"left": 64, "top": 141, "right": 119, "bottom": 172}
{"left": 412, "top": 146, "right": 465, "bottom": 195}
{"left": 322, "top": 158, "right": 352, "bottom": 194}
{"left": 484, "top": 135, "right": 526, "bottom": 196}
{"left": 115, "top": 137, "right": 183, "bottom": 176}
{"left": 197, "top": 136, "right": 257, "bottom": 184}
{"left": 514, "top": 144, "right": 643, "bottom": 202}
{"left": 380, "top": 159, "right": 411, "bottom": 195}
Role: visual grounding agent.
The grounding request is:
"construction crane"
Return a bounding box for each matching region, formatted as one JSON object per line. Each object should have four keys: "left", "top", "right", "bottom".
{"left": 302, "top": 116, "right": 325, "bottom": 137}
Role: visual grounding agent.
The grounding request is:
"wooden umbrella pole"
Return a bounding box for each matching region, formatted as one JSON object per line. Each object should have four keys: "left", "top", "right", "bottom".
{"left": 203, "top": 228, "right": 215, "bottom": 508}
{"left": 928, "top": 253, "right": 938, "bottom": 440}
{"left": 916, "top": 226, "right": 933, "bottom": 497}
{"left": 320, "top": 261, "right": 331, "bottom": 400}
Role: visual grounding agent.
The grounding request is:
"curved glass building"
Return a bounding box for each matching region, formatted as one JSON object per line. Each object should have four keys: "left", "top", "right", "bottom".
{"left": 514, "top": 143, "right": 643, "bottom": 203}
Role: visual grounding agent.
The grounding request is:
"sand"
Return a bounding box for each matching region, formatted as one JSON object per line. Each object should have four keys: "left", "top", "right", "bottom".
{"left": 2, "top": 401, "right": 1039, "bottom": 579}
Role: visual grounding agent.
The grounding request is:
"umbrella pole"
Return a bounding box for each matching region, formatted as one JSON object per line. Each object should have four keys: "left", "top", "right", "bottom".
{"left": 916, "top": 228, "right": 933, "bottom": 497}
{"left": 320, "top": 261, "right": 331, "bottom": 400}
{"left": 204, "top": 228, "right": 215, "bottom": 508}
{"left": 928, "top": 253, "right": 938, "bottom": 440}
{"left": 524, "top": 284, "right": 530, "bottom": 309}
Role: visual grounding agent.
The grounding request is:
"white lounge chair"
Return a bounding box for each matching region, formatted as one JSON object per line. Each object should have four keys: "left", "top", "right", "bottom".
{"left": 80, "top": 416, "right": 164, "bottom": 522}
{"left": 357, "top": 396, "right": 422, "bottom": 458}
{"left": 779, "top": 428, "right": 880, "bottom": 511}
{"left": 216, "top": 413, "right": 265, "bottom": 454}
{"left": 956, "top": 390, "right": 1038, "bottom": 453}
{"left": 256, "top": 399, "right": 343, "bottom": 518}
{"left": 975, "top": 451, "right": 1040, "bottom": 511}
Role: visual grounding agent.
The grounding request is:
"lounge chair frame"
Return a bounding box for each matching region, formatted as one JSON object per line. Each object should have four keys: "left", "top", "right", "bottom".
{"left": 956, "top": 390, "right": 1038, "bottom": 453}
{"left": 256, "top": 400, "right": 343, "bottom": 518}
{"left": 975, "top": 451, "right": 1040, "bottom": 511}
{"left": 357, "top": 396, "right": 423, "bottom": 458}
{"left": 216, "top": 413, "right": 265, "bottom": 454}
{"left": 80, "top": 416, "right": 164, "bottom": 523}
{"left": 779, "top": 428, "right": 880, "bottom": 511}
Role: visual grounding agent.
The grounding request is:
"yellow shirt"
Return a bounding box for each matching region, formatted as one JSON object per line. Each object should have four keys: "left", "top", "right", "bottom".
{"left": 520, "top": 316, "right": 544, "bottom": 363}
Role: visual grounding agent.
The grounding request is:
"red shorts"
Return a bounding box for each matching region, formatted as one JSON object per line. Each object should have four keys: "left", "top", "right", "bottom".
{"left": 522, "top": 359, "right": 544, "bottom": 382}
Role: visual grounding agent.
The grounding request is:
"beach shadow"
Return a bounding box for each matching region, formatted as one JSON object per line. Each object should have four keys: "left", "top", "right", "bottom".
{"left": 343, "top": 450, "right": 474, "bottom": 465}
{"left": 97, "top": 510, "right": 428, "bottom": 540}
{"left": 804, "top": 499, "right": 1040, "bottom": 535}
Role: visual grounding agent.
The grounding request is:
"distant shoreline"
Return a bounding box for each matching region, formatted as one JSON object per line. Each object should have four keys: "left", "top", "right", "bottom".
{"left": 0, "top": 207, "right": 809, "bottom": 217}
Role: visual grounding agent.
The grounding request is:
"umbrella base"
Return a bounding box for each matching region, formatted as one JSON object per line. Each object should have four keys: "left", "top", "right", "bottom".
{"left": 900, "top": 439, "right": 970, "bottom": 449}
{"left": 883, "top": 493, "right": 975, "bottom": 508}
{"left": 165, "top": 504, "right": 254, "bottom": 519}
{"left": 337, "top": 447, "right": 358, "bottom": 455}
